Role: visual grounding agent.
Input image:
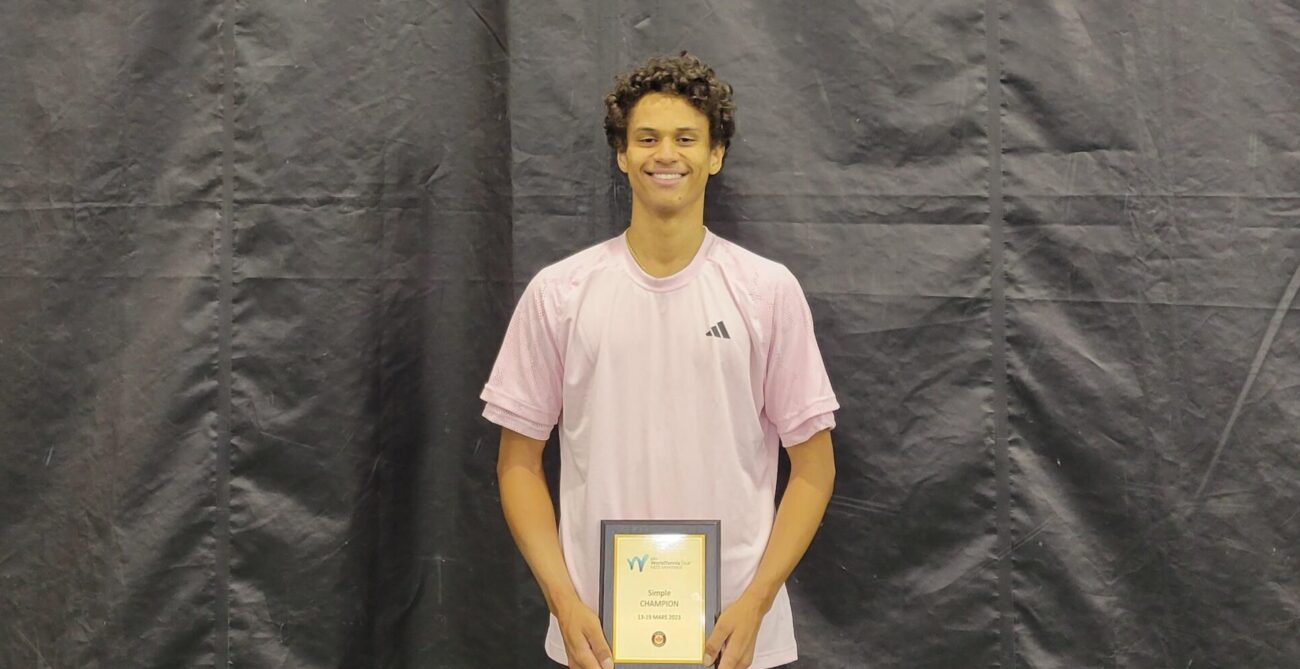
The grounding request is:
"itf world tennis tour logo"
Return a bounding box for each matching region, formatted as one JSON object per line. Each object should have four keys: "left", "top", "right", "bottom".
{"left": 651, "top": 631, "right": 667, "bottom": 647}
{"left": 627, "top": 553, "right": 650, "bottom": 572}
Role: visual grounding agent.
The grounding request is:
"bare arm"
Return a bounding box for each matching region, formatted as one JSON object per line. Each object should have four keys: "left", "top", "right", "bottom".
{"left": 705, "top": 428, "right": 836, "bottom": 668}
{"left": 496, "top": 427, "right": 613, "bottom": 669}
{"left": 744, "top": 428, "right": 836, "bottom": 608}
{"left": 496, "top": 427, "right": 578, "bottom": 614}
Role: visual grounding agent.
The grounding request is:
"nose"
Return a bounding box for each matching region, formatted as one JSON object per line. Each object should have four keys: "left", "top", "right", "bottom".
{"left": 652, "top": 139, "right": 679, "bottom": 162}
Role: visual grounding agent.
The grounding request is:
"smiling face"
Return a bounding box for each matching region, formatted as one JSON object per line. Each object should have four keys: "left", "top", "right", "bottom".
{"left": 616, "top": 92, "right": 726, "bottom": 220}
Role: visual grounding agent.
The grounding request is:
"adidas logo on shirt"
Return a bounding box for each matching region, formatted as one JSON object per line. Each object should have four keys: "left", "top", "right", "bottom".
{"left": 705, "top": 321, "right": 731, "bottom": 339}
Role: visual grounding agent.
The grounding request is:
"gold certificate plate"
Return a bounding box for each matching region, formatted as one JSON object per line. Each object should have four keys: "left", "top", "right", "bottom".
{"left": 599, "top": 521, "right": 721, "bottom": 668}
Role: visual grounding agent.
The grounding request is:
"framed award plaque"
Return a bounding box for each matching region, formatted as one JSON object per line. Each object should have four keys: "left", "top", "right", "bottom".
{"left": 599, "top": 520, "right": 721, "bottom": 668}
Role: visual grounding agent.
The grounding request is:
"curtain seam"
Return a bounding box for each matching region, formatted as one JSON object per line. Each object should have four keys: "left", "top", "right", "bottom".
{"left": 986, "top": 0, "right": 1014, "bottom": 666}
{"left": 216, "top": 0, "right": 235, "bottom": 664}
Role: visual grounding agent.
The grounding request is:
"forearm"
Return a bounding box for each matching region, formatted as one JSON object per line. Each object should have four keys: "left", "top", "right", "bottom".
{"left": 743, "top": 430, "right": 836, "bottom": 610}
{"left": 498, "top": 454, "right": 582, "bottom": 616}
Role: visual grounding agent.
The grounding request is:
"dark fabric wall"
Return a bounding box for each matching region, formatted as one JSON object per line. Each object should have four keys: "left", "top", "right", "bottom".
{"left": 1, "top": 1, "right": 1296, "bottom": 667}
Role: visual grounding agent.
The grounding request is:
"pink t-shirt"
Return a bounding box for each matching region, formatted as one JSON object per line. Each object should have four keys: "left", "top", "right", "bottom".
{"left": 481, "top": 227, "right": 839, "bottom": 668}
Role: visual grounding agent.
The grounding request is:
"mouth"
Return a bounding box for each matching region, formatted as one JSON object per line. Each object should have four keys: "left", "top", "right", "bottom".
{"left": 645, "top": 171, "right": 686, "bottom": 187}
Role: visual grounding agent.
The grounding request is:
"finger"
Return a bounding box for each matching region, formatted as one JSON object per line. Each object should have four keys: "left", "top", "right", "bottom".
{"left": 717, "top": 646, "right": 733, "bottom": 669}
{"left": 719, "top": 651, "right": 746, "bottom": 669}
{"left": 703, "top": 622, "right": 731, "bottom": 667}
{"left": 584, "top": 623, "right": 614, "bottom": 669}
{"left": 566, "top": 644, "right": 602, "bottom": 669}
{"left": 562, "top": 628, "right": 603, "bottom": 669}
{"left": 717, "top": 631, "right": 754, "bottom": 669}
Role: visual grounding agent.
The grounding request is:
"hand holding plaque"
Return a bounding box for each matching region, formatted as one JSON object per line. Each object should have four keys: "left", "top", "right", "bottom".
{"left": 554, "top": 596, "right": 615, "bottom": 669}
{"left": 599, "top": 521, "right": 721, "bottom": 668}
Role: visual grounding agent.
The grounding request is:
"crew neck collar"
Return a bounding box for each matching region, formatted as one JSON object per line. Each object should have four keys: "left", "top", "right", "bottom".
{"left": 618, "top": 226, "right": 715, "bottom": 292}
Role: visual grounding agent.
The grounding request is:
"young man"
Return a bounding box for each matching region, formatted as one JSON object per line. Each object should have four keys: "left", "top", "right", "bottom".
{"left": 482, "top": 53, "right": 839, "bottom": 669}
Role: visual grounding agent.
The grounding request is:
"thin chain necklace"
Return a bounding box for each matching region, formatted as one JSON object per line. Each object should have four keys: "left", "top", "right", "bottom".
{"left": 626, "top": 226, "right": 707, "bottom": 271}
{"left": 627, "top": 233, "right": 647, "bottom": 270}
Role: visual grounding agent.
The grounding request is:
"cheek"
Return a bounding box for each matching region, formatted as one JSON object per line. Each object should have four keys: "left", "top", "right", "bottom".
{"left": 627, "top": 153, "right": 649, "bottom": 174}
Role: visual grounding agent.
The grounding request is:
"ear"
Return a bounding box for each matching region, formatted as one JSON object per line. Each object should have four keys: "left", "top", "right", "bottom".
{"left": 616, "top": 147, "right": 629, "bottom": 174}
{"left": 708, "top": 143, "right": 726, "bottom": 175}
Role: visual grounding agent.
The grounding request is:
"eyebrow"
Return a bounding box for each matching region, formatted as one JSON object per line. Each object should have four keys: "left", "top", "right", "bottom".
{"left": 632, "top": 126, "right": 703, "bottom": 133}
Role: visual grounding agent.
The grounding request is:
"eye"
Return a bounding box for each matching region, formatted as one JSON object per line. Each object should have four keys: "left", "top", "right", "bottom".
{"left": 678, "top": 137, "right": 696, "bottom": 144}
{"left": 638, "top": 137, "right": 656, "bottom": 144}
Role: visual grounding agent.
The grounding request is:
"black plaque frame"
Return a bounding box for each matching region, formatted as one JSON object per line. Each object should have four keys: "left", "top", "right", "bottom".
{"left": 599, "top": 520, "right": 722, "bottom": 668}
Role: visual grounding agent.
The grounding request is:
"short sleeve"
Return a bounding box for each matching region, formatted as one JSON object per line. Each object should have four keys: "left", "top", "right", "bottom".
{"left": 480, "top": 274, "right": 566, "bottom": 441}
{"left": 763, "top": 268, "right": 840, "bottom": 447}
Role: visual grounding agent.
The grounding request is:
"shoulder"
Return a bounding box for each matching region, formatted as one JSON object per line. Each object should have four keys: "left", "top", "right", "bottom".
{"left": 707, "top": 232, "right": 802, "bottom": 301}
{"left": 536, "top": 236, "right": 618, "bottom": 282}
{"left": 520, "top": 235, "right": 622, "bottom": 308}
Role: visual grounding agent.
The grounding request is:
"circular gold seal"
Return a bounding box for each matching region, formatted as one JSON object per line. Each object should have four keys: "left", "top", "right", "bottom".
{"left": 651, "top": 631, "right": 667, "bottom": 647}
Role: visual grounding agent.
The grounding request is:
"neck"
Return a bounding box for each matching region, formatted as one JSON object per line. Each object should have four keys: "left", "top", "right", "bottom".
{"left": 626, "top": 199, "right": 707, "bottom": 278}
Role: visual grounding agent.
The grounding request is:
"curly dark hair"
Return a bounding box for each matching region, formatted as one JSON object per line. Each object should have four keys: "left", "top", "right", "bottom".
{"left": 604, "top": 51, "right": 736, "bottom": 152}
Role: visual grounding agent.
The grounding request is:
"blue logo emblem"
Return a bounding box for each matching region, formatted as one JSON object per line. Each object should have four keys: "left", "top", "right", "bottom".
{"left": 627, "top": 554, "right": 650, "bottom": 572}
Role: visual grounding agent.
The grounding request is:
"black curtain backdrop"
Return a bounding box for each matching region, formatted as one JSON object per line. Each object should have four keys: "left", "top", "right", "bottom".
{"left": 2, "top": 1, "right": 1297, "bottom": 667}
